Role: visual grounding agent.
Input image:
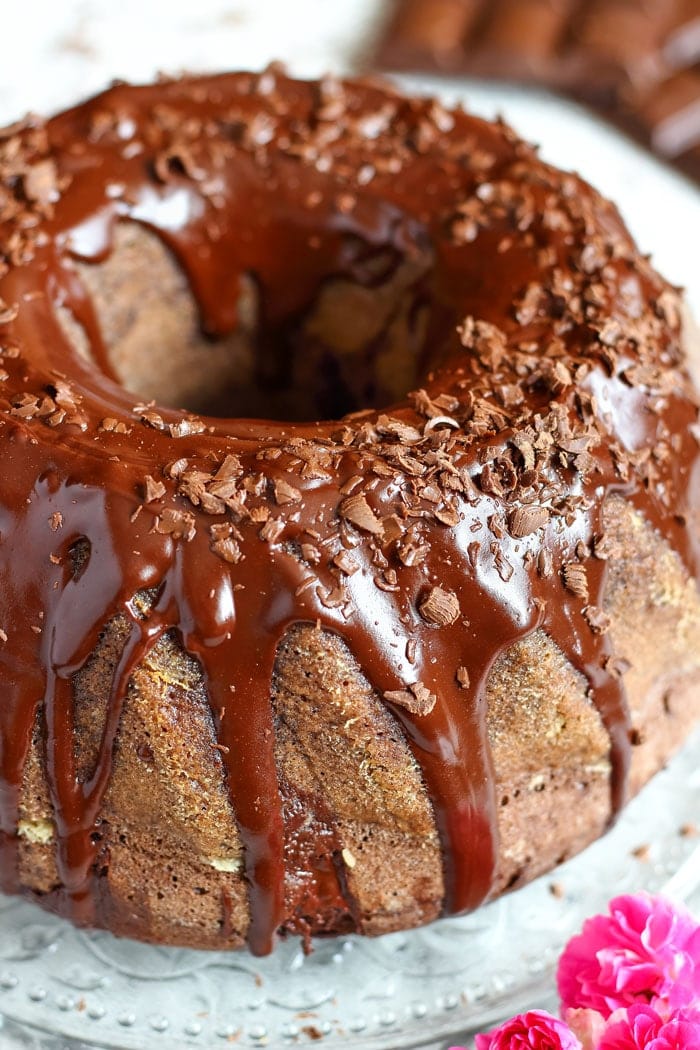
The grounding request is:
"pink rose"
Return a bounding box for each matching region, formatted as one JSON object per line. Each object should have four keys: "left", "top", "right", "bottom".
{"left": 474, "top": 1010, "right": 581, "bottom": 1050}
{"left": 598, "top": 1004, "right": 700, "bottom": 1049}
{"left": 557, "top": 893, "right": 700, "bottom": 1017}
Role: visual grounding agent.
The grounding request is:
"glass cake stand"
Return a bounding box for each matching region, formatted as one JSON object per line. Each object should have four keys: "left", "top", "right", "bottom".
{"left": 0, "top": 729, "right": 698, "bottom": 1050}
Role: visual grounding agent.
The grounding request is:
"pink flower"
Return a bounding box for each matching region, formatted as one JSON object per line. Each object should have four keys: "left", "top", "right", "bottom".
{"left": 557, "top": 894, "right": 700, "bottom": 1017}
{"left": 597, "top": 1004, "right": 700, "bottom": 1049}
{"left": 474, "top": 1010, "right": 582, "bottom": 1050}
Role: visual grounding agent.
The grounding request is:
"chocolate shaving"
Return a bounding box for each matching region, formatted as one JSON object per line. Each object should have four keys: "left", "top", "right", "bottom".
{"left": 583, "top": 605, "right": 611, "bottom": 634}
{"left": 23, "top": 160, "right": 59, "bottom": 208}
{"left": 259, "top": 518, "right": 285, "bottom": 544}
{"left": 509, "top": 505, "right": 549, "bottom": 538}
{"left": 209, "top": 523, "right": 243, "bottom": 564}
{"left": 562, "top": 562, "right": 589, "bottom": 602}
{"left": 273, "top": 478, "right": 302, "bottom": 504}
{"left": 492, "top": 545, "right": 514, "bottom": 583}
{"left": 418, "top": 586, "right": 460, "bottom": 626}
{"left": 456, "top": 667, "right": 470, "bottom": 689}
{"left": 383, "top": 681, "right": 437, "bottom": 716}
{"left": 338, "top": 493, "right": 383, "bottom": 535}
{"left": 153, "top": 508, "right": 196, "bottom": 541}
{"left": 143, "top": 475, "right": 166, "bottom": 503}
{"left": 0, "top": 299, "right": 18, "bottom": 324}
{"left": 100, "top": 417, "right": 130, "bottom": 434}
{"left": 537, "top": 547, "right": 554, "bottom": 579}
{"left": 397, "top": 535, "right": 430, "bottom": 567}
{"left": 333, "top": 550, "right": 358, "bottom": 576}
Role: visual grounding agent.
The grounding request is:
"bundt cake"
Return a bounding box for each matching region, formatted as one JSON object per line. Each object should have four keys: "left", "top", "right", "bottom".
{"left": 0, "top": 70, "right": 698, "bottom": 956}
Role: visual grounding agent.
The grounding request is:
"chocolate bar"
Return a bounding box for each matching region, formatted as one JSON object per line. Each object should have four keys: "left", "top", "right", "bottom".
{"left": 376, "top": 0, "right": 700, "bottom": 184}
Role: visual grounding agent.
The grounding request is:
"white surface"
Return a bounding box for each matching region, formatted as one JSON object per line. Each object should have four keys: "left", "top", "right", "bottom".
{"left": 0, "top": 0, "right": 385, "bottom": 116}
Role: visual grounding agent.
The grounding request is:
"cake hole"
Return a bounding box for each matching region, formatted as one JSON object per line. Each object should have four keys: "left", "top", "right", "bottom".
{"left": 136, "top": 742, "right": 155, "bottom": 764}
{"left": 505, "top": 869, "right": 523, "bottom": 891}
{"left": 58, "top": 222, "right": 436, "bottom": 423}
{"left": 68, "top": 537, "right": 91, "bottom": 580}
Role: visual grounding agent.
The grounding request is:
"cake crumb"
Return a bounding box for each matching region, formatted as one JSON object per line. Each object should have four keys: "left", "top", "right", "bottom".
{"left": 341, "top": 847, "right": 356, "bottom": 869}
{"left": 456, "top": 666, "right": 470, "bottom": 688}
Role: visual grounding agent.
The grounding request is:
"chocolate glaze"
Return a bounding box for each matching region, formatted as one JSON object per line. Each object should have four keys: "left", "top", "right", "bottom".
{"left": 0, "top": 71, "right": 698, "bottom": 955}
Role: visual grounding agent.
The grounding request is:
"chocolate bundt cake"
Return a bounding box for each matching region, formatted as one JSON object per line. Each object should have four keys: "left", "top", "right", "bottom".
{"left": 0, "top": 71, "right": 698, "bottom": 956}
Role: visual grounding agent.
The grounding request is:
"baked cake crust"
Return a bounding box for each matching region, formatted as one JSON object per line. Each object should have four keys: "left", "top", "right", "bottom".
{"left": 0, "top": 71, "right": 698, "bottom": 954}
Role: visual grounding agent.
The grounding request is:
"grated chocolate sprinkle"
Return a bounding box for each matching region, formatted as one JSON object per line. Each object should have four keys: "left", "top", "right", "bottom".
{"left": 338, "top": 493, "right": 383, "bottom": 535}
{"left": 418, "top": 586, "right": 461, "bottom": 626}
{"left": 508, "top": 504, "right": 550, "bottom": 537}
{"left": 143, "top": 475, "right": 166, "bottom": 503}
{"left": 384, "top": 681, "right": 437, "bottom": 716}
{"left": 562, "top": 562, "right": 589, "bottom": 601}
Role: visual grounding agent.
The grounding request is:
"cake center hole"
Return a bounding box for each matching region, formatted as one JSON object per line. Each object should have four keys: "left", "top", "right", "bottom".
{"left": 60, "top": 223, "right": 433, "bottom": 422}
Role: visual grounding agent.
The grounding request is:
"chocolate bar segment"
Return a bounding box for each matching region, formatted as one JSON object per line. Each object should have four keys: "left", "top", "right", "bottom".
{"left": 376, "top": 0, "right": 700, "bottom": 183}
{"left": 384, "top": 0, "right": 483, "bottom": 67}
